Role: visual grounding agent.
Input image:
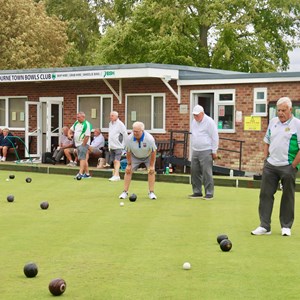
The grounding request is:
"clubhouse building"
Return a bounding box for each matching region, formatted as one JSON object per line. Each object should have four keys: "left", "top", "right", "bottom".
{"left": 1, "top": 63, "right": 300, "bottom": 173}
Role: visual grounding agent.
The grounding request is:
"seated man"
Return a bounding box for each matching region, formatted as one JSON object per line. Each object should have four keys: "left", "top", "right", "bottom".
{"left": 0, "top": 128, "right": 15, "bottom": 161}
{"left": 52, "top": 126, "right": 74, "bottom": 164}
{"left": 65, "top": 147, "right": 78, "bottom": 166}
{"left": 88, "top": 128, "right": 105, "bottom": 159}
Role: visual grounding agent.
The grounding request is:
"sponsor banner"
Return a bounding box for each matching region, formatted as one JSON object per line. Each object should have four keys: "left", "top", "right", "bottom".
{"left": 0, "top": 70, "right": 116, "bottom": 82}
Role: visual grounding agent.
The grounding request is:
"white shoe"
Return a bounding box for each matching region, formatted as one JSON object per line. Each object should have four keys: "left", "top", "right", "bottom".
{"left": 281, "top": 227, "right": 291, "bottom": 236}
{"left": 119, "top": 191, "right": 128, "bottom": 199}
{"left": 251, "top": 226, "right": 271, "bottom": 235}
{"left": 148, "top": 191, "right": 157, "bottom": 200}
{"left": 1, "top": 157, "right": 6, "bottom": 162}
{"left": 67, "top": 161, "right": 75, "bottom": 167}
{"left": 109, "top": 176, "right": 120, "bottom": 181}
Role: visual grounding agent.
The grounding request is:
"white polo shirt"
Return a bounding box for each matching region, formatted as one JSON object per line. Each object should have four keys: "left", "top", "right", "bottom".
{"left": 126, "top": 131, "right": 157, "bottom": 158}
{"left": 191, "top": 114, "right": 219, "bottom": 153}
{"left": 108, "top": 118, "right": 127, "bottom": 150}
{"left": 265, "top": 116, "right": 300, "bottom": 166}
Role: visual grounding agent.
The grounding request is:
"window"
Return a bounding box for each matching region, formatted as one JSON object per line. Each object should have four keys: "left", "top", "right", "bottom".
{"left": 78, "top": 95, "right": 113, "bottom": 130}
{"left": 253, "top": 88, "right": 267, "bottom": 116}
{"left": 126, "top": 94, "right": 165, "bottom": 132}
{"left": 0, "top": 99, "right": 5, "bottom": 126}
{"left": 269, "top": 101, "right": 300, "bottom": 121}
{"left": 0, "top": 97, "right": 26, "bottom": 129}
{"left": 215, "top": 90, "right": 235, "bottom": 132}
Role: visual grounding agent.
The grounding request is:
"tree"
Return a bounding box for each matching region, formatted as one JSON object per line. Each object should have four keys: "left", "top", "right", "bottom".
{"left": 0, "top": 0, "right": 69, "bottom": 70}
{"left": 94, "top": 0, "right": 300, "bottom": 72}
{"left": 42, "top": 0, "right": 101, "bottom": 66}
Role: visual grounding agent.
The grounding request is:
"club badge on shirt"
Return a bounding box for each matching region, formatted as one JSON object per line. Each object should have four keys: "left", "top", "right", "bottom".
{"left": 285, "top": 127, "right": 290, "bottom": 132}
{"left": 143, "top": 143, "right": 147, "bottom": 147}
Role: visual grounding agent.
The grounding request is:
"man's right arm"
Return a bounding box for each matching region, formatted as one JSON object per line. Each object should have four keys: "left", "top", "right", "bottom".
{"left": 263, "top": 143, "right": 269, "bottom": 160}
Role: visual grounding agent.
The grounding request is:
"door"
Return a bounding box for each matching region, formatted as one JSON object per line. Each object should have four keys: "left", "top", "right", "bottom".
{"left": 40, "top": 97, "right": 63, "bottom": 153}
{"left": 25, "top": 98, "right": 63, "bottom": 158}
{"left": 25, "top": 101, "right": 42, "bottom": 158}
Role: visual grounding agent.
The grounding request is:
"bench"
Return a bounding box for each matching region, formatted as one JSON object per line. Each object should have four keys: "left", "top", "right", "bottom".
{"left": 156, "top": 140, "right": 175, "bottom": 170}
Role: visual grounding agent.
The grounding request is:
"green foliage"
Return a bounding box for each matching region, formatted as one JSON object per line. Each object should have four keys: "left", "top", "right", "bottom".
{"left": 0, "top": 0, "right": 69, "bottom": 69}
{"left": 94, "top": 0, "right": 300, "bottom": 72}
{"left": 43, "top": 0, "right": 101, "bottom": 66}
{"left": 2, "top": 0, "right": 299, "bottom": 71}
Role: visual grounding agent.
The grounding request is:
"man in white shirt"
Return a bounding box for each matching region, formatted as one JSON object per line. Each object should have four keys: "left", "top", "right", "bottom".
{"left": 189, "top": 105, "right": 219, "bottom": 200}
{"left": 108, "top": 111, "right": 127, "bottom": 181}
{"left": 251, "top": 97, "right": 300, "bottom": 236}
{"left": 88, "top": 128, "right": 105, "bottom": 156}
{"left": 87, "top": 127, "right": 106, "bottom": 167}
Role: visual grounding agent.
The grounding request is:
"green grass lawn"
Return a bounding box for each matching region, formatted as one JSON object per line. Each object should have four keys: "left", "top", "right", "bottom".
{"left": 1, "top": 171, "right": 300, "bottom": 299}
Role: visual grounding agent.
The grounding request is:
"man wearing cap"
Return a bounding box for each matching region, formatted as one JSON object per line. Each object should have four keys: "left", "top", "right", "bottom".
{"left": 189, "top": 105, "right": 219, "bottom": 200}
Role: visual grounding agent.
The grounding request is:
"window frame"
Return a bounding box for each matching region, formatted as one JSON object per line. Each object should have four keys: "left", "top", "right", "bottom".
{"left": 125, "top": 93, "right": 166, "bottom": 133}
{"left": 253, "top": 87, "right": 268, "bottom": 117}
{"left": 0, "top": 96, "right": 27, "bottom": 130}
{"left": 77, "top": 94, "right": 113, "bottom": 132}
{"left": 214, "top": 89, "right": 236, "bottom": 133}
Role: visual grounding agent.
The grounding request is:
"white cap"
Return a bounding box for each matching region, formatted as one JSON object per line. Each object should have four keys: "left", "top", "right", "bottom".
{"left": 192, "top": 105, "right": 204, "bottom": 115}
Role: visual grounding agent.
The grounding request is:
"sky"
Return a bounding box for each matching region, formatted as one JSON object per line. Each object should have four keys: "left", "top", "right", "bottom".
{"left": 288, "top": 48, "right": 300, "bottom": 72}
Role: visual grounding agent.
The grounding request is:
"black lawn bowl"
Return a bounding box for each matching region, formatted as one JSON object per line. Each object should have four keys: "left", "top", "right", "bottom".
{"left": 220, "top": 239, "right": 232, "bottom": 252}
{"left": 129, "top": 193, "right": 137, "bottom": 202}
{"left": 49, "top": 278, "right": 67, "bottom": 296}
{"left": 217, "top": 234, "right": 229, "bottom": 244}
{"left": 40, "top": 201, "right": 49, "bottom": 210}
{"left": 25, "top": 177, "right": 32, "bottom": 183}
{"left": 9, "top": 174, "right": 15, "bottom": 179}
{"left": 7, "top": 195, "right": 14, "bottom": 202}
{"left": 23, "top": 262, "right": 38, "bottom": 278}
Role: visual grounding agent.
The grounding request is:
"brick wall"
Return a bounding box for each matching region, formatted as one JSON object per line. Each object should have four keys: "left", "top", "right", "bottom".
{"left": 1, "top": 79, "right": 300, "bottom": 173}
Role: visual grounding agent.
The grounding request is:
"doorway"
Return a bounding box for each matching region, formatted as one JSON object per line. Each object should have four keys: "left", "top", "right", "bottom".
{"left": 25, "top": 97, "right": 63, "bottom": 158}
{"left": 192, "top": 93, "right": 214, "bottom": 117}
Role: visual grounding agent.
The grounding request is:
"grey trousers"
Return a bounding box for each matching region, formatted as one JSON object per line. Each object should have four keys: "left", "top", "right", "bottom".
{"left": 52, "top": 148, "right": 65, "bottom": 162}
{"left": 259, "top": 161, "right": 297, "bottom": 231}
{"left": 191, "top": 150, "right": 214, "bottom": 196}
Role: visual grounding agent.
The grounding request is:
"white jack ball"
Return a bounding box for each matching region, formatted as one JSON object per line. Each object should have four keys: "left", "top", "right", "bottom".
{"left": 183, "top": 262, "right": 191, "bottom": 270}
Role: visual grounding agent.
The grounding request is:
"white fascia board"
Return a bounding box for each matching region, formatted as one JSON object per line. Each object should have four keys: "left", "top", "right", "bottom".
{"left": 0, "top": 68, "right": 179, "bottom": 83}
{"left": 145, "top": 68, "right": 179, "bottom": 80}
{"left": 178, "top": 76, "right": 300, "bottom": 86}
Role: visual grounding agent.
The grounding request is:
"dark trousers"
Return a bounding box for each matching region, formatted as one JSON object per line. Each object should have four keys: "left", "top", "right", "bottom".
{"left": 259, "top": 161, "right": 297, "bottom": 231}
